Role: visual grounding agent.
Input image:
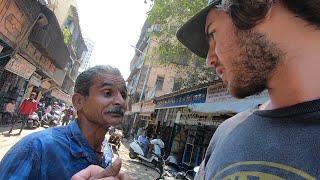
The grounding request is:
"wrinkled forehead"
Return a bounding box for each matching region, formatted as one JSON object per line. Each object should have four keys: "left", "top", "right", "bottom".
{"left": 93, "top": 73, "right": 126, "bottom": 87}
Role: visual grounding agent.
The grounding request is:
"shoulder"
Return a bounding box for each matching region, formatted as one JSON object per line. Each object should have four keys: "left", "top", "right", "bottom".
{"left": 205, "top": 109, "right": 254, "bottom": 155}
{"left": 217, "top": 108, "right": 254, "bottom": 133}
{"left": 7, "top": 129, "right": 54, "bottom": 155}
{"left": 7, "top": 127, "right": 68, "bottom": 155}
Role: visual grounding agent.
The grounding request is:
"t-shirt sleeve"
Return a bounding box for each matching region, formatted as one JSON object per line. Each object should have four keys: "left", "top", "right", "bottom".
{"left": 0, "top": 141, "right": 40, "bottom": 179}
{"left": 34, "top": 102, "right": 38, "bottom": 111}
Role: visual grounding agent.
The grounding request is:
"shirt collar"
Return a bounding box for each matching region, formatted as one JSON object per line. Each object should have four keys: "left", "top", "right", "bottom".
{"left": 68, "top": 120, "right": 106, "bottom": 167}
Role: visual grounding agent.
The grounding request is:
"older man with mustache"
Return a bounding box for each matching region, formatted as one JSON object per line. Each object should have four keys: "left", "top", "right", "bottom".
{"left": 0, "top": 65, "right": 130, "bottom": 180}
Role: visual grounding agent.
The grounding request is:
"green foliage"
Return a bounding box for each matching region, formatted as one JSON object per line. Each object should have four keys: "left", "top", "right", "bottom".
{"left": 63, "top": 27, "right": 71, "bottom": 45}
{"left": 146, "top": 0, "right": 219, "bottom": 90}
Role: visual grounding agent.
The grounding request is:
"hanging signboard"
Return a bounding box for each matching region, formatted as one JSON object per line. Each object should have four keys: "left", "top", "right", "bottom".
{"left": 29, "top": 73, "right": 42, "bottom": 87}
{"left": 131, "top": 103, "right": 142, "bottom": 113}
{"left": 176, "top": 108, "right": 223, "bottom": 126}
{"left": 41, "top": 81, "right": 51, "bottom": 89}
{"left": 141, "top": 101, "right": 156, "bottom": 113}
{"left": 206, "top": 85, "right": 231, "bottom": 103}
{"left": 5, "top": 54, "right": 36, "bottom": 79}
{"left": 51, "top": 89, "right": 72, "bottom": 104}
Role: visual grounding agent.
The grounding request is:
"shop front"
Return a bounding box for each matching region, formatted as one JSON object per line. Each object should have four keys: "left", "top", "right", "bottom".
{"left": 0, "top": 53, "right": 37, "bottom": 109}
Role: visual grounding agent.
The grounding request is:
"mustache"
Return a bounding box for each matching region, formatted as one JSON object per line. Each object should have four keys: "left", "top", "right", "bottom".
{"left": 105, "top": 107, "right": 125, "bottom": 116}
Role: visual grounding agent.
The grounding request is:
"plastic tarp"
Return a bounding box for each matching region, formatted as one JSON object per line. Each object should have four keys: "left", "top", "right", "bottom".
{"left": 188, "top": 95, "right": 269, "bottom": 114}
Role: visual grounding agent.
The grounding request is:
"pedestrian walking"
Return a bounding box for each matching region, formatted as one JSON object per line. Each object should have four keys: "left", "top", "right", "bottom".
{"left": 177, "top": 0, "right": 320, "bottom": 179}
{"left": 62, "top": 106, "right": 74, "bottom": 126}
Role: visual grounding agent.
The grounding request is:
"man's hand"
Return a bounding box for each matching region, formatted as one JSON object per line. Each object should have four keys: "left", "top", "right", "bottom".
{"left": 71, "top": 158, "right": 131, "bottom": 180}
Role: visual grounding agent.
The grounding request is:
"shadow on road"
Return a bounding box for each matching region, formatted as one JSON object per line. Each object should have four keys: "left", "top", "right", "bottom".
{"left": 0, "top": 124, "right": 38, "bottom": 136}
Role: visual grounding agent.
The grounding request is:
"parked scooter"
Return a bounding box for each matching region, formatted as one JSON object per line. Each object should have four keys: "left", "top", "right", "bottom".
{"left": 129, "top": 138, "right": 165, "bottom": 173}
{"left": 26, "top": 112, "right": 40, "bottom": 129}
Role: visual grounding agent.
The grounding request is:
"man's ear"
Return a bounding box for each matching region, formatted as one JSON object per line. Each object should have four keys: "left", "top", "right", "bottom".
{"left": 72, "top": 93, "right": 85, "bottom": 111}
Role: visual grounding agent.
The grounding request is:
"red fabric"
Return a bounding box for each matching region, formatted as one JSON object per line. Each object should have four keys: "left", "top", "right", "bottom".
{"left": 19, "top": 98, "right": 38, "bottom": 115}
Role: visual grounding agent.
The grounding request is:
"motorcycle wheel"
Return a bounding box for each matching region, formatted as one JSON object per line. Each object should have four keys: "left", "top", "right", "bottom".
{"left": 26, "top": 122, "right": 33, "bottom": 129}
{"left": 35, "top": 121, "right": 40, "bottom": 127}
{"left": 129, "top": 150, "right": 137, "bottom": 159}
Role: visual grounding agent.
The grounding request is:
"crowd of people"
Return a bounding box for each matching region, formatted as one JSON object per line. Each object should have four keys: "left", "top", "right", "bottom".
{"left": 1, "top": 93, "right": 75, "bottom": 135}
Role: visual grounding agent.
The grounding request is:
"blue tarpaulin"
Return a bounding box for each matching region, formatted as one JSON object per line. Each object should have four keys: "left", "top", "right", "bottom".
{"left": 188, "top": 95, "right": 269, "bottom": 114}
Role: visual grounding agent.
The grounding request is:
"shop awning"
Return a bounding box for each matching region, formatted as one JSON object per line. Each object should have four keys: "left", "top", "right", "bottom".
{"left": 188, "top": 95, "right": 269, "bottom": 114}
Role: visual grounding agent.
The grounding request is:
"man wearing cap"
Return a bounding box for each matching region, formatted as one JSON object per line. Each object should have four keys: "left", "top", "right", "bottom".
{"left": 8, "top": 92, "right": 38, "bottom": 135}
{"left": 177, "top": 0, "right": 320, "bottom": 179}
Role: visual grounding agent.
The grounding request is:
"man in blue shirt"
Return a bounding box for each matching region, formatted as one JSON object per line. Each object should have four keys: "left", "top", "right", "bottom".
{"left": 0, "top": 65, "right": 129, "bottom": 179}
{"left": 137, "top": 132, "right": 149, "bottom": 155}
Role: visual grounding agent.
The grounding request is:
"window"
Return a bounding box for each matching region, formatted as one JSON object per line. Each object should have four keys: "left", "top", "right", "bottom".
{"left": 155, "top": 76, "right": 164, "bottom": 91}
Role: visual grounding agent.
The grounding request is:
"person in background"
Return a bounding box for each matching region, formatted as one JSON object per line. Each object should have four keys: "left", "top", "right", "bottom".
{"left": 8, "top": 92, "right": 38, "bottom": 135}
{"left": 62, "top": 106, "right": 74, "bottom": 126}
{"left": 137, "top": 131, "right": 149, "bottom": 156}
{"left": 2, "top": 100, "right": 16, "bottom": 125}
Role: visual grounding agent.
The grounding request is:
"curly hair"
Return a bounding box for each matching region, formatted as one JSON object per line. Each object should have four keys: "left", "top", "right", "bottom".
{"left": 221, "top": 0, "right": 320, "bottom": 30}
{"left": 74, "top": 65, "right": 122, "bottom": 96}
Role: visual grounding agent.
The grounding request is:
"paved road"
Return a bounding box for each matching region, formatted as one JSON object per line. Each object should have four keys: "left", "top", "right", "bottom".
{"left": 0, "top": 125, "right": 159, "bottom": 179}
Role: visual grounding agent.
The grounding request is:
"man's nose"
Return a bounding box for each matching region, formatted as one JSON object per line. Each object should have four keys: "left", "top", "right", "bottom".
{"left": 206, "top": 41, "right": 218, "bottom": 68}
{"left": 113, "top": 92, "right": 125, "bottom": 106}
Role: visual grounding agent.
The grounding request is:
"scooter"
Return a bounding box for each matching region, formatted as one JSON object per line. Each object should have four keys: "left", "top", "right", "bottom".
{"left": 129, "top": 138, "right": 165, "bottom": 173}
{"left": 26, "top": 112, "right": 40, "bottom": 129}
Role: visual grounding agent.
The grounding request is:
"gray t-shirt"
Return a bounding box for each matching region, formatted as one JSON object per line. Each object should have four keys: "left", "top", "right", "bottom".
{"left": 196, "top": 99, "right": 320, "bottom": 180}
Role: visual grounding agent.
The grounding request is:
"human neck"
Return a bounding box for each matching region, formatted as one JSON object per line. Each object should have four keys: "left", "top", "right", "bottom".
{"left": 265, "top": 36, "right": 320, "bottom": 110}
{"left": 259, "top": 6, "right": 320, "bottom": 110}
{"left": 77, "top": 115, "right": 108, "bottom": 152}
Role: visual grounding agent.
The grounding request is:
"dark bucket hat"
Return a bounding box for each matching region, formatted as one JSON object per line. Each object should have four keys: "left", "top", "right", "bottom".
{"left": 177, "top": 0, "right": 222, "bottom": 58}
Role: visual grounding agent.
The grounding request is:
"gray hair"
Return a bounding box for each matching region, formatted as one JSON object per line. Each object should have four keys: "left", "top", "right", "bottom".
{"left": 74, "top": 65, "right": 123, "bottom": 96}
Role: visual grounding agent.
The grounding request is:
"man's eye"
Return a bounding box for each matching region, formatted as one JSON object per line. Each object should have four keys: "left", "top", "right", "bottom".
{"left": 121, "top": 93, "right": 127, "bottom": 100}
{"left": 104, "top": 91, "right": 112, "bottom": 97}
{"left": 208, "top": 32, "right": 215, "bottom": 40}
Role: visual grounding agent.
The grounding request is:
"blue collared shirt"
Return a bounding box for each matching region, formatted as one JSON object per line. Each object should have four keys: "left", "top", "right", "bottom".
{"left": 0, "top": 120, "right": 111, "bottom": 180}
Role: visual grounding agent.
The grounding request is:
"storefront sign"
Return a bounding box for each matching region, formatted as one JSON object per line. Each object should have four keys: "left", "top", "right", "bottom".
{"left": 206, "top": 85, "right": 230, "bottom": 103}
{"left": 131, "top": 103, "right": 142, "bottom": 113}
{"left": 176, "top": 108, "right": 223, "bottom": 126}
{"left": 156, "top": 88, "right": 207, "bottom": 109}
{"left": 141, "top": 101, "right": 155, "bottom": 113}
{"left": 41, "top": 81, "right": 51, "bottom": 89}
{"left": 5, "top": 54, "right": 36, "bottom": 79}
{"left": 51, "top": 89, "right": 72, "bottom": 104}
{"left": 29, "top": 73, "right": 42, "bottom": 87}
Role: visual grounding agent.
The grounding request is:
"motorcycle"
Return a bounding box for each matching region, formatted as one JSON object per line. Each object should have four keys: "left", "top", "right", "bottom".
{"left": 26, "top": 112, "right": 40, "bottom": 129}
{"left": 41, "top": 111, "right": 59, "bottom": 127}
{"left": 129, "top": 138, "right": 165, "bottom": 174}
{"left": 158, "top": 163, "right": 200, "bottom": 180}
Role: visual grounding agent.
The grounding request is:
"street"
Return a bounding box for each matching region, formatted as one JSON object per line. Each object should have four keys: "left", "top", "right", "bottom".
{"left": 0, "top": 125, "right": 159, "bottom": 180}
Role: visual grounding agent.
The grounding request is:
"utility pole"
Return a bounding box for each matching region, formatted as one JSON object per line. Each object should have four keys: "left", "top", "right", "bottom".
{"left": 130, "top": 38, "right": 153, "bottom": 136}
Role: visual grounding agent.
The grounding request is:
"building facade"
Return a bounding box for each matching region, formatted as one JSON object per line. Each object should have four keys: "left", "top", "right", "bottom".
{"left": 0, "top": 0, "right": 71, "bottom": 110}
{"left": 79, "top": 38, "right": 94, "bottom": 72}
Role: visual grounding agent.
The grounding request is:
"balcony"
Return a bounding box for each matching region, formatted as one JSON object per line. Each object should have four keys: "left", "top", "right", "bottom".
{"left": 15, "top": 0, "right": 71, "bottom": 70}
